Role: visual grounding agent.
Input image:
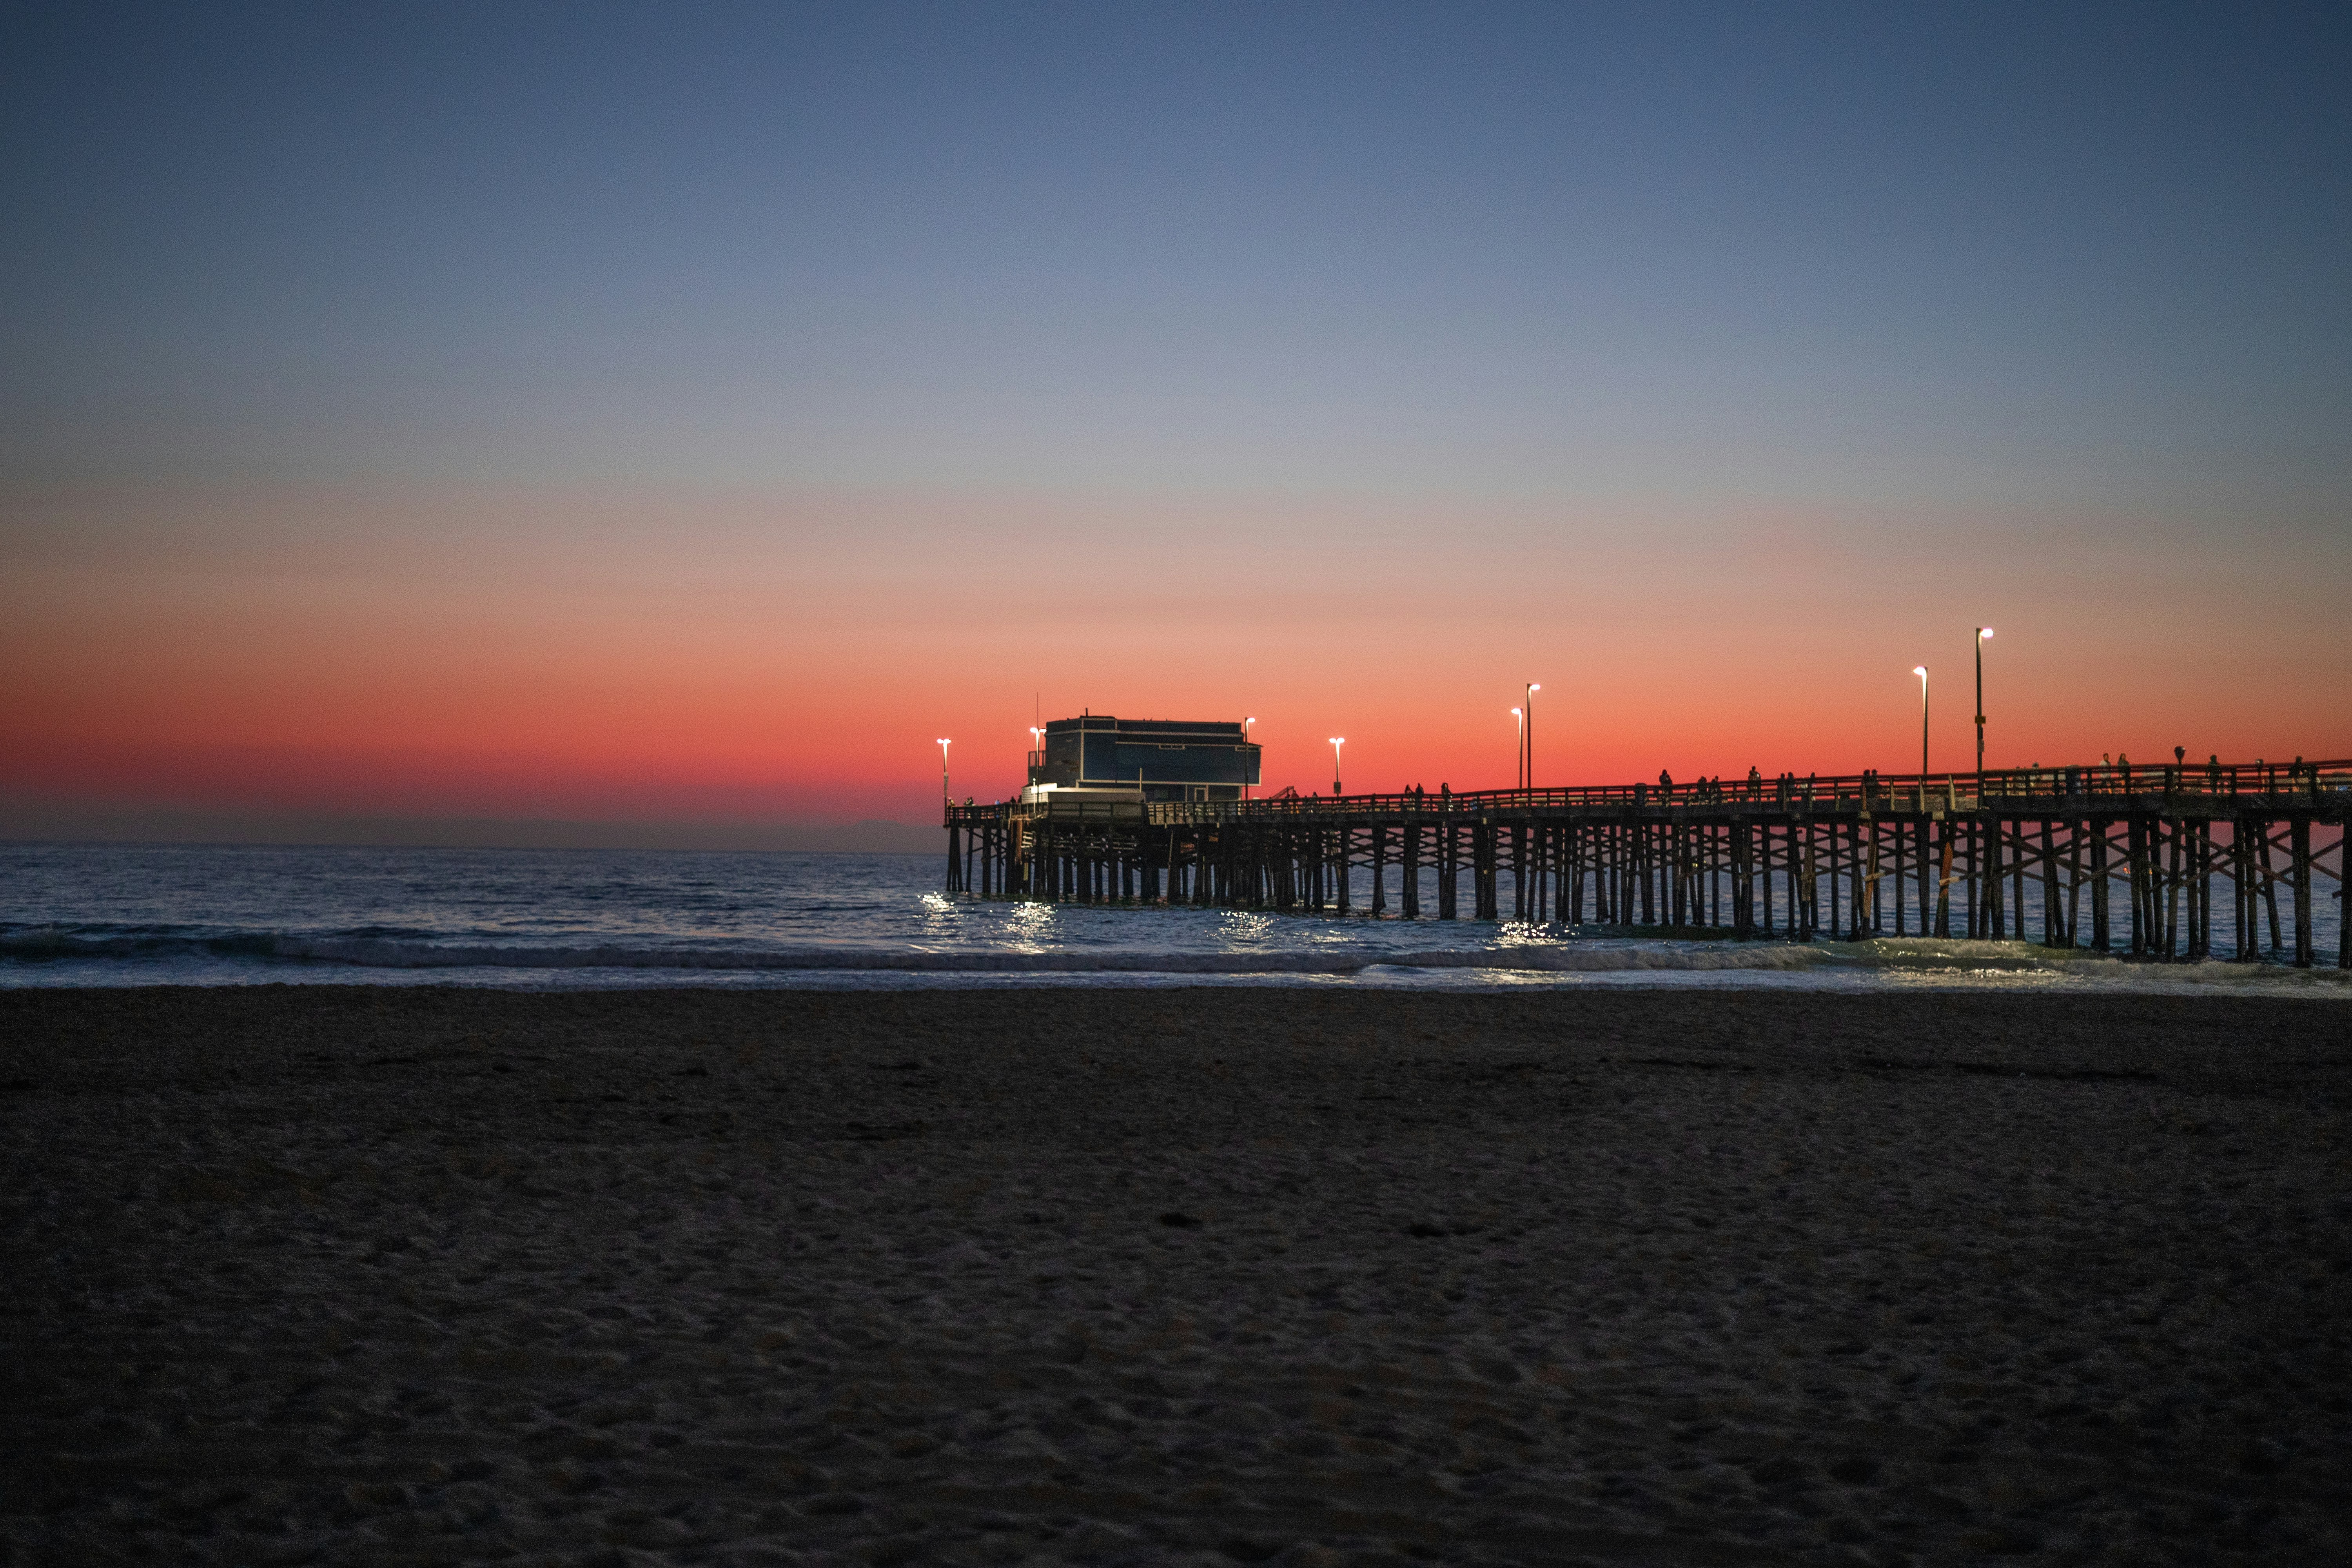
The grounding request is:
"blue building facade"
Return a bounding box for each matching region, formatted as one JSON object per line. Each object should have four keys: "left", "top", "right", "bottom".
{"left": 1029, "top": 715, "right": 1261, "bottom": 804}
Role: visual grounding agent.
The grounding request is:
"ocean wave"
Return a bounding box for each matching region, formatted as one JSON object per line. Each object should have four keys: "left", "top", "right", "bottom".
{"left": 0, "top": 929, "right": 289, "bottom": 962}
{"left": 1815, "top": 935, "right": 2351, "bottom": 987}
{"left": 1, "top": 928, "right": 1835, "bottom": 976}
{"left": 285, "top": 939, "right": 1844, "bottom": 975}
{"left": 3, "top": 927, "right": 2339, "bottom": 986}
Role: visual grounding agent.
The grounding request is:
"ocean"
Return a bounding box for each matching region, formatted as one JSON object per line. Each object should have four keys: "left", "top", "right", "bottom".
{"left": 1, "top": 841, "right": 2343, "bottom": 994}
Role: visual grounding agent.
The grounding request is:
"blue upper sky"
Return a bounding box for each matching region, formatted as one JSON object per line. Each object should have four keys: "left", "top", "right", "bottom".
{"left": 5, "top": 1, "right": 2348, "bottom": 512}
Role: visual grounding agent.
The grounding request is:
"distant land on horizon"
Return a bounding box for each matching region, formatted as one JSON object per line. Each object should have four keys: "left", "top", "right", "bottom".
{"left": 0, "top": 798, "right": 942, "bottom": 855}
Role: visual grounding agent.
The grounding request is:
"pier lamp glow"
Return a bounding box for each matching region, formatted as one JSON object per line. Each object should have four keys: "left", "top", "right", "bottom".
{"left": 937, "top": 739, "right": 951, "bottom": 803}
{"left": 1913, "top": 667, "right": 1929, "bottom": 780}
{"left": 1974, "top": 628, "right": 1993, "bottom": 780}
{"left": 1524, "top": 683, "right": 1540, "bottom": 792}
{"left": 1329, "top": 737, "right": 1345, "bottom": 796}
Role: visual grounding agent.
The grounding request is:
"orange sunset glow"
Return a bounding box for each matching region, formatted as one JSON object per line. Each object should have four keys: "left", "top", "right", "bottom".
{"left": 5, "top": 482, "right": 2343, "bottom": 841}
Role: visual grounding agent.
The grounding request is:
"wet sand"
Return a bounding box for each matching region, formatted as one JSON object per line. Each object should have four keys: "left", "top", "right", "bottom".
{"left": 3, "top": 985, "right": 2348, "bottom": 1566}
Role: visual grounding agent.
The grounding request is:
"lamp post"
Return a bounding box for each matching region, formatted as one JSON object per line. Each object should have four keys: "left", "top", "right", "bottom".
{"left": 1913, "top": 666, "right": 1929, "bottom": 779}
{"left": 1329, "top": 737, "right": 1345, "bottom": 796}
{"left": 1510, "top": 708, "right": 1523, "bottom": 791}
{"left": 937, "top": 739, "right": 951, "bottom": 804}
{"left": 1524, "top": 682, "right": 1540, "bottom": 792}
{"left": 1244, "top": 717, "right": 1256, "bottom": 800}
{"left": 1974, "top": 628, "right": 1993, "bottom": 783}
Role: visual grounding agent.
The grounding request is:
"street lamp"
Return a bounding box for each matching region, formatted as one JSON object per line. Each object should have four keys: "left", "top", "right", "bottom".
{"left": 937, "top": 739, "right": 951, "bottom": 804}
{"left": 1913, "top": 666, "right": 1929, "bottom": 780}
{"left": 1974, "top": 628, "right": 1993, "bottom": 781}
{"left": 1524, "top": 682, "right": 1540, "bottom": 791}
{"left": 1329, "top": 737, "right": 1345, "bottom": 796}
{"left": 1244, "top": 717, "right": 1256, "bottom": 800}
{"left": 1510, "top": 708, "right": 1523, "bottom": 790}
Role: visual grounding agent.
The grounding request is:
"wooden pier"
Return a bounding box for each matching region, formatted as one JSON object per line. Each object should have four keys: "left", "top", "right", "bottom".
{"left": 945, "top": 758, "right": 2352, "bottom": 968}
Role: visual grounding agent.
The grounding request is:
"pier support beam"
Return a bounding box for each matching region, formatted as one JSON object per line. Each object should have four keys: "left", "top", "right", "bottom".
{"left": 1402, "top": 820, "right": 1422, "bottom": 919}
{"left": 2293, "top": 817, "right": 2314, "bottom": 967}
{"left": 2041, "top": 819, "right": 2062, "bottom": 947}
{"left": 1439, "top": 818, "right": 1458, "bottom": 920}
{"left": 1474, "top": 822, "right": 1497, "bottom": 921}
{"left": 2339, "top": 829, "right": 2350, "bottom": 970}
{"left": 2087, "top": 820, "right": 2107, "bottom": 951}
{"left": 1981, "top": 814, "right": 2004, "bottom": 940}
{"left": 2339, "top": 829, "right": 2351, "bottom": 970}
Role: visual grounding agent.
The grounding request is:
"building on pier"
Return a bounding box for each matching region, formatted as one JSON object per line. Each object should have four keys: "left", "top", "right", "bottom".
{"left": 1023, "top": 715, "right": 1261, "bottom": 809}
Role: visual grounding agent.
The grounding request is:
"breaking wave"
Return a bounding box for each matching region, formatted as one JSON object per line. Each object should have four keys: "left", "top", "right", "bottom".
{"left": 1820, "top": 935, "right": 2350, "bottom": 987}
{"left": 4, "top": 927, "right": 2343, "bottom": 989}
{"left": 1, "top": 929, "right": 1832, "bottom": 976}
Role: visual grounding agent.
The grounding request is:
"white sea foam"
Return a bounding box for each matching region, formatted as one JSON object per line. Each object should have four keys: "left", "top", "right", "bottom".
{"left": 7, "top": 927, "right": 2344, "bottom": 996}
{"left": 1818, "top": 935, "right": 2350, "bottom": 987}
{"left": 260, "top": 935, "right": 1837, "bottom": 975}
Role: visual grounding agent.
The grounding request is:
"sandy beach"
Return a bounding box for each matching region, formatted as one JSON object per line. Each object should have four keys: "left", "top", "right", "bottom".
{"left": 3, "top": 985, "right": 2348, "bottom": 1566}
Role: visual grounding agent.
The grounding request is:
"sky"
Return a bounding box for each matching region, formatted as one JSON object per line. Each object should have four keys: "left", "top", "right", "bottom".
{"left": 4, "top": 1, "right": 2348, "bottom": 840}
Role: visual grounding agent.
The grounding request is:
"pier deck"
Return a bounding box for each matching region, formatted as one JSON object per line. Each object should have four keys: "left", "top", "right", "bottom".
{"left": 945, "top": 759, "right": 2352, "bottom": 967}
